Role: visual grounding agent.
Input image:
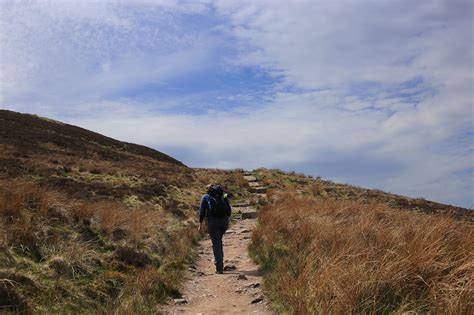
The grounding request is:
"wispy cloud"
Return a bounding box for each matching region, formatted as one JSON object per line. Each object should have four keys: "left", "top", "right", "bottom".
{"left": 0, "top": 0, "right": 472, "bottom": 207}
{"left": 0, "top": 0, "right": 220, "bottom": 106}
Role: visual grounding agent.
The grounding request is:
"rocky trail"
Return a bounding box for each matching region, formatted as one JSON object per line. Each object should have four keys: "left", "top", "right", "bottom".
{"left": 161, "top": 173, "right": 272, "bottom": 314}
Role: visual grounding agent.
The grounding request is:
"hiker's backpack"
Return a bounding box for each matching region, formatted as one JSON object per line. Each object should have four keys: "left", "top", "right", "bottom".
{"left": 207, "top": 185, "right": 231, "bottom": 218}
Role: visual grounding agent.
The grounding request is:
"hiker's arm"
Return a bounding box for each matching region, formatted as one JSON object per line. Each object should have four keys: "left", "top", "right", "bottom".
{"left": 199, "top": 195, "right": 207, "bottom": 223}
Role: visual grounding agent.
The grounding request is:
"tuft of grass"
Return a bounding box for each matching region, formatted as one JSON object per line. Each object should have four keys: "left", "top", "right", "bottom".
{"left": 0, "top": 182, "right": 62, "bottom": 261}
{"left": 250, "top": 192, "right": 474, "bottom": 314}
{"left": 113, "top": 227, "right": 197, "bottom": 314}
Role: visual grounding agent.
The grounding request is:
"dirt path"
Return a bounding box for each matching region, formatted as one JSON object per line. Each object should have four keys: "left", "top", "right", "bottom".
{"left": 160, "top": 174, "right": 272, "bottom": 315}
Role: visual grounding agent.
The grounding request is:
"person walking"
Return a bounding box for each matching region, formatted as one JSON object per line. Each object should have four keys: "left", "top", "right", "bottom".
{"left": 198, "top": 184, "right": 232, "bottom": 274}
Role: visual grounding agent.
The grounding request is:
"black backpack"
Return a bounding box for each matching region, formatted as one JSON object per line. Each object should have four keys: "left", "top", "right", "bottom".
{"left": 207, "top": 185, "right": 231, "bottom": 217}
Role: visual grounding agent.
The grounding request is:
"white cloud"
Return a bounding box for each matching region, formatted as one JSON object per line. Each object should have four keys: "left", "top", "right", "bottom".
{"left": 215, "top": 0, "right": 473, "bottom": 87}
{"left": 0, "top": 0, "right": 217, "bottom": 106}
{"left": 0, "top": 0, "right": 472, "bottom": 207}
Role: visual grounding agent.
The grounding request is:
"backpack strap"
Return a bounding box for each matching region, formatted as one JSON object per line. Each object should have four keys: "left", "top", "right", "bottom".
{"left": 207, "top": 194, "right": 213, "bottom": 211}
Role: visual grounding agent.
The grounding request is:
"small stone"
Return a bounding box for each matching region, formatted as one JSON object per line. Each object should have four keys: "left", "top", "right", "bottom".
{"left": 223, "top": 264, "right": 236, "bottom": 271}
{"left": 239, "top": 229, "right": 251, "bottom": 234}
{"left": 237, "top": 274, "right": 248, "bottom": 280}
{"left": 242, "top": 212, "right": 258, "bottom": 219}
{"left": 225, "top": 230, "right": 235, "bottom": 234}
{"left": 251, "top": 296, "right": 264, "bottom": 304}
{"left": 247, "top": 283, "right": 260, "bottom": 288}
{"left": 173, "top": 298, "right": 188, "bottom": 305}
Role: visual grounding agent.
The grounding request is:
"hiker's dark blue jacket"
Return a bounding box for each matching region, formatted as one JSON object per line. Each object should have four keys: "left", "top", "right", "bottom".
{"left": 199, "top": 193, "right": 231, "bottom": 223}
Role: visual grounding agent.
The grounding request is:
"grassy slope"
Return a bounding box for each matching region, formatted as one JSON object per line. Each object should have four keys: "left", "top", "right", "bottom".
{"left": 254, "top": 168, "right": 473, "bottom": 221}
{"left": 2, "top": 110, "right": 472, "bottom": 314}
{"left": 0, "top": 110, "right": 250, "bottom": 314}
{"left": 250, "top": 169, "right": 474, "bottom": 314}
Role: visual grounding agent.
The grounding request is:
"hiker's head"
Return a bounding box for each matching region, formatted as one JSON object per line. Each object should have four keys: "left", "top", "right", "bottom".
{"left": 206, "top": 184, "right": 213, "bottom": 193}
{"left": 208, "top": 184, "right": 224, "bottom": 197}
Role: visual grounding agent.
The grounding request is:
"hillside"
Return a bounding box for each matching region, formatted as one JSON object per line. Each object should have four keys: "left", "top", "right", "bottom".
{"left": 1, "top": 110, "right": 472, "bottom": 314}
{"left": 249, "top": 169, "right": 473, "bottom": 314}
{"left": 255, "top": 169, "right": 473, "bottom": 222}
{"left": 0, "top": 110, "right": 250, "bottom": 314}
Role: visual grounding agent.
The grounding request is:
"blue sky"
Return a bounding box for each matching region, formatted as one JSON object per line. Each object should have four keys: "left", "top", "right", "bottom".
{"left": 1, "top": 0, "right": 473, "bottom": 207}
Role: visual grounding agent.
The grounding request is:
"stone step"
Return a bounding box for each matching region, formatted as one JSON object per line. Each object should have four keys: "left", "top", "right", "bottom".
{"left": 243, "top": 172, "right": 253, "bottom": 176}
{"left": 243, "top": 175, "right": 258, "bottom": 182}
{"left": 249, "top": 186, "right": 267, "bottom": 193}
{"left": 248, "top": 181, "right": 261, "bottom": 187}
{"left": 233, "top": 202, "right": 251, "bottom": 208}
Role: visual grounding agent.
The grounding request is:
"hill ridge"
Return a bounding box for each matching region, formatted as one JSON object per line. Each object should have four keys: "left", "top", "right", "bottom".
{"left": 0, "top": 109, "right": 184, "bottom": 167}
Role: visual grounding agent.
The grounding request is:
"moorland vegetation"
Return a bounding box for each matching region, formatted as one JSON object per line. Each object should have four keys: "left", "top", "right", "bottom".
{"left": 1, "top": 110, "right": 472, "bottom": 314}
{"left": 250, "top": 169, "right": 473, "bottom": 314}
{"left": 0, "top": 110, "right": 249, "bottom": 313}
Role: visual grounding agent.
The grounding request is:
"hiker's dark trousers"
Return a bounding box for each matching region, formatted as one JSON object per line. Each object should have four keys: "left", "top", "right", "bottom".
{"left": 208, "top": 217, "right": 229, "bottom": 272}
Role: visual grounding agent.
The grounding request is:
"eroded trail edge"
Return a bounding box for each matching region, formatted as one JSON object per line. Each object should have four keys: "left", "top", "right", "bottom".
{"left": 161, "top": 173, "right": 272, "bottom": 315}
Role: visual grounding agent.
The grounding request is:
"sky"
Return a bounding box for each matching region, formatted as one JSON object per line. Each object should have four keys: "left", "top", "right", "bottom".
{"left": 1, "top": 0, "right": 473, "bottom": 207}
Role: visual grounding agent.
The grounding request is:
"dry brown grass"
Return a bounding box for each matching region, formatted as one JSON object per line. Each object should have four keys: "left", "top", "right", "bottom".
{"left": 0, "top": 179, "right": 197, "bottom": 313}
{"left": 256, "top": 168, "right": 474, "bottom": 222}
{"left": 112, "top": 227, "right": 197, "bottom": 314}
{"left": 250, "top": 192, "right": 474, "bottom": 314}
{"left": 0, "top": 182, "right": 61, "bottom": 255}
{"left": 68, "top": 197, "right": 167, "bottom": 245}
